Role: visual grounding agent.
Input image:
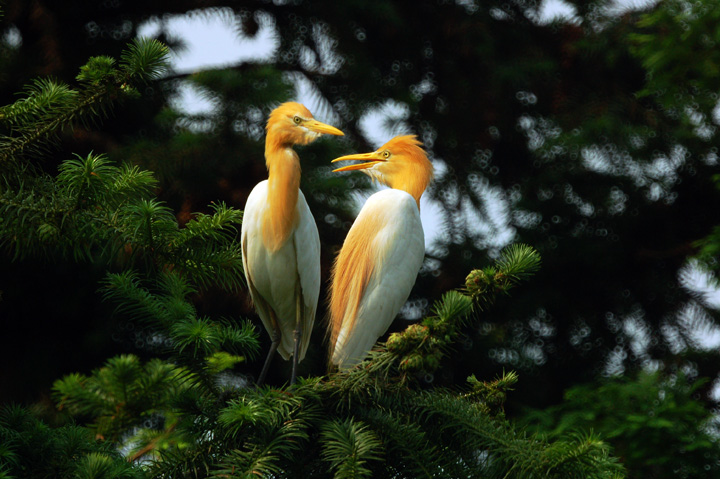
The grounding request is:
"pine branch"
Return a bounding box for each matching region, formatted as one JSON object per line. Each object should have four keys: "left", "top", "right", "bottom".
{"left": 542, "top": 432, "right": 624, "bottom": 479}
{"left": 0, "top": 38, "right": 169, "bottom": 164}
{"left": 0, "top": 78, "right": 77, "bottom": 129}
{"left": 103, "top": 270, "right": 185, "bottom": 328}
{"left": 215, "top": 387, "right": 319, "bottom": 477}
{"left": 52, "top": 355, "right": 193, "bottom": 442}
{"left": 0, "top": 87, "right": 107, "bottom": 162}
{"left": 355, "top": 409, "right": 441, "bottom": 478}
{"left": 328, "top": 246, "right": 540, "bottom": 398}
{"left": 102, "top": 270, "right": 259, "bottom": 368}
{"left": 0, "top": 152, "right": 158, "bottom": 262}
{"left": 319, "top": 419, "right": 383, "bottom": 479}
{"left": 463, "top": 243, "right": 541, "bottom": 308}
{"left": 1, "top": 150, "right": 246, "bottom": 292}
{"left": 0, "top": 405, "right": 142, "bottom": 479}
{"left": 412, "top": 391, "right": 624, "bottom": 478}
{"left": 463, "top": 371, "right": 520, "bottom": 416}
{"left": 169, "top": 242, "right": 245, "bottom": 292}
{"left": 47, "top": 256, "right": 624, "bottom": 478}
{"left": 0, "top": 171, "right": 76, "bottom": 260}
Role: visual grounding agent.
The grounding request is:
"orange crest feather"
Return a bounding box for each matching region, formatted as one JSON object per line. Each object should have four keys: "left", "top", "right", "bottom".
{"left": 381, "top": 135, "right": 434, "bottom": 206}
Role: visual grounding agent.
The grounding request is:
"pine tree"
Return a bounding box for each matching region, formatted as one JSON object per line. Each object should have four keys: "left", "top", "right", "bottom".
{"left": 51, "top": 243, "right": 624, "bottom": 478}
{"left": 520, "top": 371, "right": 720, "bottom": 479}
{"left": 0, "top": 38, "right": 624, "bottom": 477}
{"left": 0, "top": 404, "right": 143, "bottom": 479}
{"left": 6, "top": 0, "right": 720, "bottom": 417}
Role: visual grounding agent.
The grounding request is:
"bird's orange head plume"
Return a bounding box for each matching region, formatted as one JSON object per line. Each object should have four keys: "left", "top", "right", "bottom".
{"left": 265, "top": 102, "right": 344, "bottom": 152}
{"left": 331, "top": 135, "right": 433, "bottom": 206}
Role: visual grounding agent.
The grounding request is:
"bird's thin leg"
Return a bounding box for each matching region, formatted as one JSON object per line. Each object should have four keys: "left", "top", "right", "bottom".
{"left": 257, "top": 338, "right": 278, "bottom": 386}
{"left": 257, "top": 310, "right": 281, "bottom": 386}
{"left": 290, "top": 281, "right": 303, "bottom": 386}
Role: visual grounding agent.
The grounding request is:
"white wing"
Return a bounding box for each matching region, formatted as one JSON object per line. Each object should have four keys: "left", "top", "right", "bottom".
{"left": 331, "top": 189, "right": 425, "bottom": 369}
{"left": 292, "top": 190, "right": 321, "bottom": 359}
{"left": 241, "top": 181, "right": 320, "bottom": 361}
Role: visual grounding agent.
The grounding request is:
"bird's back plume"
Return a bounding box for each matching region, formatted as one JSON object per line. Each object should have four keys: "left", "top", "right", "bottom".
{"left": 327, "top": 211, "right": 388, "bottom": 365}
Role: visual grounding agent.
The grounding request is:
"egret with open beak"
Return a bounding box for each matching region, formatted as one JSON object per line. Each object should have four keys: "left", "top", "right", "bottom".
{"left": 327, "top": 135, "right": 433, "bottom": 369}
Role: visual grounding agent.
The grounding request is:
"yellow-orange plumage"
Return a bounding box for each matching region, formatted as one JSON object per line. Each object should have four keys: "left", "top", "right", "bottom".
{"left": 260, "top": 103, "right": 319, "bottom": 252}
{"left": 327, "top": 211, "right": 386, "bottom": 353}
{"left": 261, "top": 149, "right": 301, "bottom": 252}
{"left": 372, "top": 135, "right": 432, "bottom": 206}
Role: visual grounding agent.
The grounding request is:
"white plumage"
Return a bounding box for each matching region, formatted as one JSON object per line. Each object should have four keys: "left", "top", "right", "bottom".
{"left": 331, "top": 189, "right": 425, "bottom": 368}
{"left": 241, "top": 180, "right": 320, "bottom": 361}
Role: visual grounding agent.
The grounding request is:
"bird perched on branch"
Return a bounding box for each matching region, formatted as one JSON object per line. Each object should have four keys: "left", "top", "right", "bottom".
{"left": 328, "top": 135, "right": 433, "bottom": 369}
{"left": 241, "top": 102, "right": 344, "bottom": 384}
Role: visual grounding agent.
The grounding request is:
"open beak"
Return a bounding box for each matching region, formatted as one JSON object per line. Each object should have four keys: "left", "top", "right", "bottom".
{"left": 331, "top": 152, "right": 386, "bottom": 172}
{"left": 305, "top": 119, "right": 344, "bottom": 136}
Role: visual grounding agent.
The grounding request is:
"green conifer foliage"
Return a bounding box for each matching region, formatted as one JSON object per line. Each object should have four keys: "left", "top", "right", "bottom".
{"left": 0, "top": 38, "right": 168, "bottom": 164}
{"left": 520, "top": 372, "right": 720, "bottom": 479}
{"left": 0, "top": 405, "right": 143, "bottom": 479}
{"left": 43, "top": 242, "right": 624, "bottom": 478}
{"left": 0, "top": 24, "right": 622, "bottom": 479}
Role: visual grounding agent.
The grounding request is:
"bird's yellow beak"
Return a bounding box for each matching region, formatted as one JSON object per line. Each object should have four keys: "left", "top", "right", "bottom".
{"left": 304, "top": 119, "right": 345, "bottom": 136}
{"left": 331, "top": 152, "right": 386, "bottom": 172}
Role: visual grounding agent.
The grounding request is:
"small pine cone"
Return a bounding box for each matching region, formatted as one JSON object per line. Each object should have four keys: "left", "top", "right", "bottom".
{"left": 465, "top": 269, "right": 488, "bottom": 295}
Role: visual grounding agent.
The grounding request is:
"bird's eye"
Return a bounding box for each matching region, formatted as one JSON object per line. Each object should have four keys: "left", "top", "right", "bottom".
{"left": 382, "top": 150, "right": 391, "bottom": 158}
{"left": 293, "top": 116, "right": 302, "bottom": 125}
